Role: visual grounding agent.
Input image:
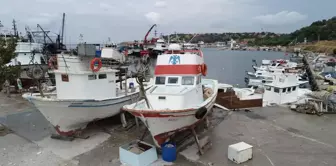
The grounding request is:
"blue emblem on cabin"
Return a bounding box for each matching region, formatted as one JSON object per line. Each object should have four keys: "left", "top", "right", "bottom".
{"left": 168, "top": 55, "right": 180, "bottom": 65}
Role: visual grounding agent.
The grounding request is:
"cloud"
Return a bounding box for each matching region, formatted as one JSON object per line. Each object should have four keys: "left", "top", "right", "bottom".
{"left": 254, "top": 11, "right": 307, "bottom": 25}
{"left": 155, "top": 1, "right": 167, "bottom": 8}
{"left": 145, "top": 12, "right": 161, "bottom": 24}
{"left": 1, "top": 0, "right": 335, "bottom": 42}
{"left": 26, "top": 13, "right": 59, "bottom": 24}
{"left": 99, "top": 2, "right": 113, "bottom": 10}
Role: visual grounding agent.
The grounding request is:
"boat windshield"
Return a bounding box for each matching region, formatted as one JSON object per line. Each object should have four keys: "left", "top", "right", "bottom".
{"left": 155, "top": 76, "right": 166, "bottom": 85}
{"left": 182, "top": 76, "right": 195, "bottom": 85}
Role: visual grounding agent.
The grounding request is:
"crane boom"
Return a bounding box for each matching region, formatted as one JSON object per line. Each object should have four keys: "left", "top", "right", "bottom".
{"left": 143, "top": 24, "right": 157, "bottom": 44}
{"left": 37, "top": 24, "right": 54, "bottom": 44}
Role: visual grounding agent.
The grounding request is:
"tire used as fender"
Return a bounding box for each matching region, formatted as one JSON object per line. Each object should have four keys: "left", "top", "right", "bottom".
{"left": 195, "top": 107, "right": 208, "bottom": 119}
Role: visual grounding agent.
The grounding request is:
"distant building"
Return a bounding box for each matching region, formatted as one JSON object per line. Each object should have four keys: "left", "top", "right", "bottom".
{"left": 198, "top": 41, "right": 205, "bottom": 47}
{"left": 215, "top": 42, "right": 226, "bottom": 47}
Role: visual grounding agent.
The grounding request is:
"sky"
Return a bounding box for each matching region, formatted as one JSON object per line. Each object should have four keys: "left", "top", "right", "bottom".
{"left": 0, "top": 0, "right": 335, "bottom": 43}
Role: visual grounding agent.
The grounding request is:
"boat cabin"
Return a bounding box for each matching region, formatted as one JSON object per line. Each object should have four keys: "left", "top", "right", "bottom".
{"left": 262, "top": 73, "right": 300, "bottom": 106}
{"left": 7, "top": 42, "right": 47, "bottom": 66}
{"left": 54, "top": 54, "right": 130, "bottom": 100}
{"left": 147, "top": 44, "right": 205, "bottom": 110}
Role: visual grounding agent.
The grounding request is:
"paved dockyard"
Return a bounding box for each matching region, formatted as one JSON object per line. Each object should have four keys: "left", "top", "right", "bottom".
{"left": 183, "top": 106, "right": 336, "bottom": 166}
{"left": 2, "top": 92, "right": 336, "bottom": 166}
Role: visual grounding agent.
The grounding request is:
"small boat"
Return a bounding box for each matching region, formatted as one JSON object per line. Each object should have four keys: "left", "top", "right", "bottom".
{"left": 217, "top": 73, "right": 312, "bottom": 109}
{"left": 22, "top": 50, "right": 153, "bottom": 137}
{"left": 216, "top": 84, "right": 263, "bottom": 109}
{"left": 6, "top": 41, "right": 49, "bottom": 88}
{"left": 252, "top": 59, "right": 299, "bottom": 72}
{"left": 122, "top": 44, "right": 218, "bottom": 147}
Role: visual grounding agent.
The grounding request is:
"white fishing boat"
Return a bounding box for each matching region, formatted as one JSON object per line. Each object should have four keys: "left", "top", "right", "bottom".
{"left": 252, "top": 59, "right": 298, "bottom": 72}
{"left": 22, "top": 51, "right": 153, "bottom": 137}
{"left": 6, "top": 41, "right": 49, "bottom": 87}
{"left": 182, "top": 43, "right": 198, "bottom": 50}
{"left": 217, "top": 73, "right": 312, "bottom": 109}
{"left": 246, "top": 59, "right": 306, "bottom": 88}
{"left": 122, "top": 44, "right": 218, "bottom": 147}
{"left": 152, "top": 38, "right": 167, "bottom": 53}
{"left": 246, "top": 72, "right": 309, "bottom": 89}
{"left": 262, "top": 73, "right": 312, "bottom": 106}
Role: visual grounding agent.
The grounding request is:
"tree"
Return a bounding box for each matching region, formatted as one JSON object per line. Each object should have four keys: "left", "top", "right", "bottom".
{"left": 0, "top": 37, "right": 20, "bottom": 90}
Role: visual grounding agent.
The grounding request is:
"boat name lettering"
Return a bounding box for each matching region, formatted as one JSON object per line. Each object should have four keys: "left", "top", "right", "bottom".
{"left": 168, "top": 118, "right": 178, "bottom": 121}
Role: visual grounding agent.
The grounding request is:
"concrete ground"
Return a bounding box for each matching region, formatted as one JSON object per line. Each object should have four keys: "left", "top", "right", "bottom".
{"left": 2, "top": 91, "right": 336, "bottom": 166}
{"left": 0, "top": 93, "right": 199, "bottom": 166}
{"left": 181, "top": 106, "right": 336, "bottom": 166}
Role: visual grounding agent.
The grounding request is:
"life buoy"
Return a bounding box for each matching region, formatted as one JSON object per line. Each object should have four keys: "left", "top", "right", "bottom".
{"left": 201, "top": 63, "right": 207, "bottom": 76}
{"left": 90, "top": 58, "right": 102, "bottom": 72}
{"left": 48, "top": 56, "right": 58, "bottom": 70}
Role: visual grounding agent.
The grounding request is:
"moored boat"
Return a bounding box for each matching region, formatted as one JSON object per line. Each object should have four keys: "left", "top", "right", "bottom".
{"left": 22, "top": 49, "right": 153, "bottom": 137}
{"left": 122, "top": 44, "right": 218, "bottom": 147}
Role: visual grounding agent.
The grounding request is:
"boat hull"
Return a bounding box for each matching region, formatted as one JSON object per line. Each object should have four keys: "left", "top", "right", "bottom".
{"left": 23, "top": 93, "right": 139, "bottom": 136}
{"left": 125, "top": 92, "right": 217, "bottom": 147}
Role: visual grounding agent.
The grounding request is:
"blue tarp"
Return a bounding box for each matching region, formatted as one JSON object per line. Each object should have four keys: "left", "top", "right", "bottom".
{"left": 95, "top": 50, "right": 101, "bottom": 57}
{"left": 320, "top": 72, "right": 336, "bottom": 79}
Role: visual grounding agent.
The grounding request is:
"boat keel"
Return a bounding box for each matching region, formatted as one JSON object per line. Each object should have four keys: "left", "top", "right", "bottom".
{"left": 53, "top": 125, "right": 90, "bottom": 140}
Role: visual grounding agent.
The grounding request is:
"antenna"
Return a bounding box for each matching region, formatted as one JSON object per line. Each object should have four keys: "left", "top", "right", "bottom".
{"left": 79, "top": 34, "right": 83, "bottom": 43}
{"left": 12, "top": 19, "right": 18, "bottom": 37}
{"left": 61, "top": 13, "right": 65, "bottom": 44}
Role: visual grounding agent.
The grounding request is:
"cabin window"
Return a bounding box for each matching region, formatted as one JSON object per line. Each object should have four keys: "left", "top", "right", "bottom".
{"left": 265, "top": 86, "right": 271, "bottom": 91}
{"left": 182, "top": 76, "right": 195, "bottom": 85}
{"left": 274, "top": 88, "right": 280, "bottom": 93}
{"left": 88, "top": 74, "right": 97, "bottom": 80}
{"left": 99, "top": 74, "right": 107, "bottom": 79}
{"left": 292, "top": 86, "right": 297, "bottom": 91}
{"left": 61, "top": 74, "right": 69, "bottom": 82}
{"left": 155, "top": 76, "right": 166, "bottom": 85}
{"left": 287, "top": 87, "right": 291, "bottom": 92}
{"left": 168, "top": 77, "right": 179, "bottom": 84}
{"left": 282, "top": 88, "right": 286, "bottom": 93}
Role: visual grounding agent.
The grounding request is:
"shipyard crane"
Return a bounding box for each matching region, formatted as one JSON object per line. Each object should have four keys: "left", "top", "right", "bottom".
{"left": 143, "top": 24, "right": 157, "bottom": 45}
{"left": 25, "top": 26, "right": 38, "bottom": 43}
{"left": 37, "top": 24, "right": 54, "bottom": 44}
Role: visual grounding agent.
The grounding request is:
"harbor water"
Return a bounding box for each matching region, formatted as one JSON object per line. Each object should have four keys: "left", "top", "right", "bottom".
{"left": 203, "top": 48, "right": 290, "bottom": 86}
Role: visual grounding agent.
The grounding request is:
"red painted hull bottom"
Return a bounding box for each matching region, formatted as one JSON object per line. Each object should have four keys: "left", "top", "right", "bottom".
{"left": 153, "top": 120, "right": 202, "bottom": 148}
{"left": 54, "top": 125, "right": 83, "bottom": 137}
{"left": 139, "top": 116, "right": 206, "bottom": 148}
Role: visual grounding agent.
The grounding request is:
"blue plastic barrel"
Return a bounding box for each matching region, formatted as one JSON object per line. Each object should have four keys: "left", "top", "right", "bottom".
{"left": 161, "top": 142, "right": 177, "bottom": 162}
{"left": 95, "top": 50, "right": 102, "bottom": 57}
{"left": 129, "top": 82, "right": 134, "bottom": 88}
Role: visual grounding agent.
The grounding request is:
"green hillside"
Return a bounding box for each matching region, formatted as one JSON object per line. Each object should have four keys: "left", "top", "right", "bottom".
{"left": 163, "top": 16, "right": 336, "bottom": 46}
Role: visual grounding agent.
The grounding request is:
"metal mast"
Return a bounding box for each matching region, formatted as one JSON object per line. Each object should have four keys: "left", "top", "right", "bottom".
{"left": 61, "top": 13, "right": 65, "bottom": 44}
